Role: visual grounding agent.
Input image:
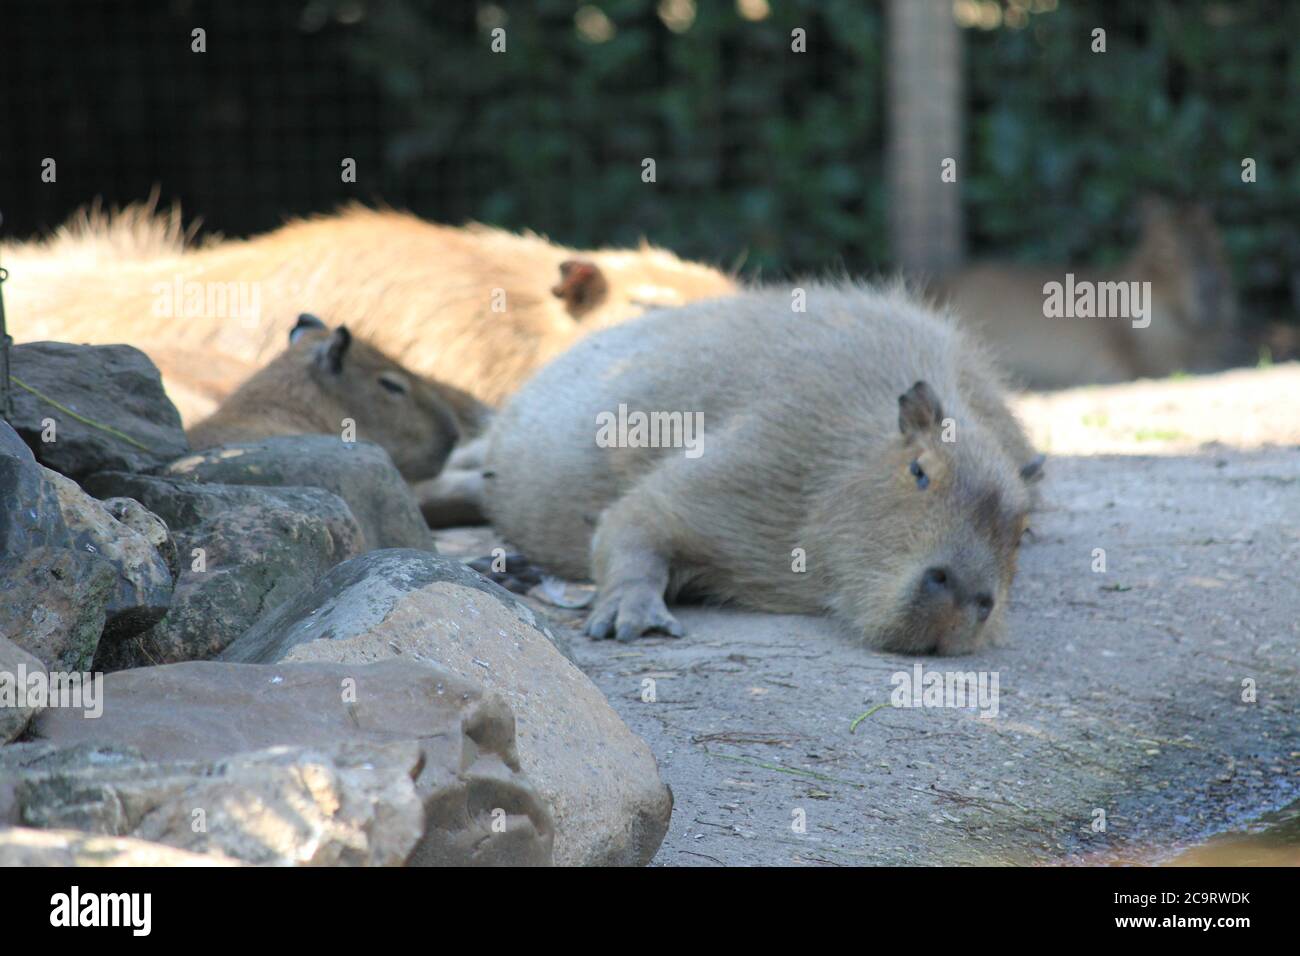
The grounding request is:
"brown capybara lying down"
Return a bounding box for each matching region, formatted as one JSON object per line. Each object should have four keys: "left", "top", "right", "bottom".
{"left": 931, "top": 199, "right": 1240, "bottom": 389}
{"left": 465, "top": 282, "right": 1044, "bottom": 655}
{"left": 4, "top": 203, "right": 737, "bottom": 422}
{"left": 187, "top": 314, "right": 488, "bottom": 483}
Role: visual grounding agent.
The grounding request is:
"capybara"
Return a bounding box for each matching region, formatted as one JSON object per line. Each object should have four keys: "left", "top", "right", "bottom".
{"left": 187, "top": 314, "right": 489, "bottom": 482}
{"left": 4, "top": 203, "right": 737, "bottom": 422}
{"left": 477, "top": 282, "right": 1044, "bottom": 655}
{"left": 932, "top": 199, "right": 1239, "bottom": 388}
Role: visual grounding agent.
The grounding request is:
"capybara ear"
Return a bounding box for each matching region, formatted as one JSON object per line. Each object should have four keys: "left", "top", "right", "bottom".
{"left": 319, "top": 325, "right": 352, "bottom": 374}
{"left": 898, "top": 380, "right": 943, "bottom": 437}
{"left": 290, "top": 312, "right": 327, "bottom": 343}
{"left": 1020, "top": 453, "right": 1046, "bottom": 484}
{"left": 552, "top": 259, "right": 609, "bottom": 318}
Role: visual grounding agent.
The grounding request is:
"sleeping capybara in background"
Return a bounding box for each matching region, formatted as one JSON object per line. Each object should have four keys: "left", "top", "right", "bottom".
{"left": 187, "top": 314, "right": 489, "bottom": 483}
{"left": 4, "top": 203, "right": 737, "bottom": 422}
{"left": 471, "top": 282, "right": 1044, "bottom": 655}
{"left": 932, "top": 198, "right": 1239, "bottom": 389}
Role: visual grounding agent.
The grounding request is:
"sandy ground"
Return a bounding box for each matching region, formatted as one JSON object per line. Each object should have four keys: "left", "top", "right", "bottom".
{"left": 436, "top": 363, "right": 1300, "bottom": 866}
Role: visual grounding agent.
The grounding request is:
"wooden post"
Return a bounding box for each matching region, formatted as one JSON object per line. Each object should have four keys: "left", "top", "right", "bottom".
{"left": 886, "top": 0, "right": 964, "bottom": 279}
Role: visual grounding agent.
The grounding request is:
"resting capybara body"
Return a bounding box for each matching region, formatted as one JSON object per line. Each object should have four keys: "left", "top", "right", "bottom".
{"left": 4, "top": 204, "right": 736, "bottom": 421}
{"left": 188, "top": 315, "right": 489, "bottom": 482}
{"left": 482, "top": 283, "right": 1043, "bottom": 654}
{"left": 932, "top": 199, "right": 1238, "bottom": 389}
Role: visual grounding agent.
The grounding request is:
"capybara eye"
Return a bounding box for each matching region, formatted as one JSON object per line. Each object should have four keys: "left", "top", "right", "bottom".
{"left": 378, "top": 373, "right": 409, "bottom": 395}
{"left": 909, "top": 459, "right": 929, "bottom": 490}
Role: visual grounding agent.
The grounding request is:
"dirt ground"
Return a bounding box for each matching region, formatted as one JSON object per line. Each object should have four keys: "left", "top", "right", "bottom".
{"left": 436, "top": 363, "right": 1300, "bottom": 866}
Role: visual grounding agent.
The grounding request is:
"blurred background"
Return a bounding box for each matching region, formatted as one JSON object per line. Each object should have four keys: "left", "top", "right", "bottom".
{"left": 1, "top": 0, "right": 1296, "bottom": 338}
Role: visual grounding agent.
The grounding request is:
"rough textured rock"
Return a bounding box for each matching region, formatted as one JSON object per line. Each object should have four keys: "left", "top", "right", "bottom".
{"left": 162, "top": 436, "right": 435, "bottom": 552}
{"left": 31, "top": 659, "right": 554, "bottom": 865}
{"left": 0, "top": 826, "right": 241, "bottom": 866}
{"left": 101, "top": 496, "right": 180, "bottom": 580}
{"left": 221, "top": 549, "right": 670, "bottom": 866}
{"left": 223, "top": 548, "right": 574, "bottom": 664}
{"left": 8, "top": 341, "right": 189, "bottom": 478}
{"left": 47, "top": 472, "right": 174, "bottom": 640}
{"left": 1, "top": 423, "right": 128, "bottom": 669}
{"left": 0, "top": 637, "right": 47, "bottom": 743}
{"left": 1, "top": 740, "right": 423, "bottom": 866}
{"left": 80, "top": 473, "right": 364, "bottom": 668}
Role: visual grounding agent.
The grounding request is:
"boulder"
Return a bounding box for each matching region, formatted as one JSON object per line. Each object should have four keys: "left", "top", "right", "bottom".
{"left": 0, "top": 827, "right": 241, "bottom": 866}
{"left": 30, "top": 659, "right": 554, "bottom": 865}
{"left": 1, "top": 423, "right": 139, "bottom": 669}
{"left": 221, "top": 549, "right": 670, "bottom": 866}
{"left": 0, "top": 637, "right": 47, "bottom": 742}
{"left": 163, "top": 436, "right": 435, "bottom": 552}
{"left": 80, "top": 473, "right": 363, "bottom": 668}
{"left": 8, "top": 342, "right": 188, "bottom": 479}
{"left": 101, "top": 496, "right": 180, "bottom": 580}
{"left": 1, "top": 740, "right": 423, "bottom": 866}
{"left": 47, "top": 472, "right": 174, "bottom": 640}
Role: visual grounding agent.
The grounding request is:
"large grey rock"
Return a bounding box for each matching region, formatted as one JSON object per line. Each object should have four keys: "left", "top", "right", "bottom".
{"left": 80, "top": 473, "right": 364, "bottom": 668}
{"left": 0, "top": 637, "right": 47, "bottom": 742}
{"left": 31, "top": 659, "right": 554, "bottom": 865}
{"left": 1, "top": 740, "right": 423, "bottom": 866}
{"left": 0, "top": 827, "right": 241, "bottom": 866}
{"left": 163, "top": 436, "right": 435, "bottom": 552}
{"left": 221, "top": 549, "right": 671, "bottom": 866}
{"left": 1, "top": 423, "right": 154, "bottom": 669}
{"left": 8, "top": 342, "right": 189, "bottom": 479}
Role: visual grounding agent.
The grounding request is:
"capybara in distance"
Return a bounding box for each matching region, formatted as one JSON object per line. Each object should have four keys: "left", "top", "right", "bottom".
{"left": 4, "top": 203, "right": 737, "bottom": 421}
{"left": 479, "top": 282, "right": 1045, "bottom": 655}
{"left": 187, "top": 315, "right": 488, "bottom": 482}
{"left": 932, "top": 198, "right": 1239, "bottom": 389}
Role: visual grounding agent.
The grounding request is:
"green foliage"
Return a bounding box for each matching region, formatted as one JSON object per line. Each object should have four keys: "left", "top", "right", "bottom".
{"left": 339, "top": 0, "right": 1296, "bottom": 318}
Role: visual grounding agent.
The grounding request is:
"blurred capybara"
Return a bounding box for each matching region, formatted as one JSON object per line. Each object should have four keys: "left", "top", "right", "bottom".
{"left": 478, "top": 283, "right": 1044, "bottom": 655}
{"left": 933, "top": 199, "right": 1239, "bottom": 388}
{"left": 187, "top": 315, "right": 488, "bottom": 483}
{"left": 4, "top": 203, "right": 737, "bottom": 422}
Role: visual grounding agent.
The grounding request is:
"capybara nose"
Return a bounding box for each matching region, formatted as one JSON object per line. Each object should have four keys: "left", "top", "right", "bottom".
{"left": 973, "top": 592, "right": 995, "bottom": 622}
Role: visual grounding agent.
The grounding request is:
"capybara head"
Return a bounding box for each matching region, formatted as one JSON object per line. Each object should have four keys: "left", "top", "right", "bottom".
{"left": 188, "top": 314, "right": 474, "bottom": 481}
{"left": 827, "top": 381, "right": 1041, "bottom": 655}
{"left": 1130, "top": 198, "right": 1239, "bottom": 366}
{"left": 283, "top": 314, "right": 468, "bottom": 481}
{"left": 551, "top": 247, "right": 737, "bottom": 326}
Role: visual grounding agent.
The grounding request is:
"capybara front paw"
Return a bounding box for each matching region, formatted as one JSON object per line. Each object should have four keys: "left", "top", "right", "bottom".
{"left": 584, "top": 585, "right": 684, "bottom": 642}
{"left": 467, "top": 551, "right": 544, "bottom": 594}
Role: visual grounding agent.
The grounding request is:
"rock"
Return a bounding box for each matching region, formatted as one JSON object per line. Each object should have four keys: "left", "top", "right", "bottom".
{"left": 0, "top": 827, "right": 241, "bottom": 866}
{"left": 31, "top": 659, "right": 554, "bottom": 865}
{"left": 163, "top": 436, "right": 435, "bottom": 552}
{"left": 80, "top": 473, "right": 364, "bottom": 668}
{"left": 46, "top": 472, "right": 174, "bottom": 640}
{"left": 223, "top": 548, "right": 574, "bottom": 664}
{"left": 1, "top": 739, "right": 423, "bottom": 866}
{"left": 102, "top": 496, "right": 180, "bottom": 580}
{"left": 0, "top": 637, "right": 47, "bottom": 742}
{"left": 1, "top": 423, "right": 124, "bottom": 669}
{"left": 8, "top": 342, "right": 188, "bottom": 479}
{"left": 220, "top": 550, "right": 670, "bottom": 866}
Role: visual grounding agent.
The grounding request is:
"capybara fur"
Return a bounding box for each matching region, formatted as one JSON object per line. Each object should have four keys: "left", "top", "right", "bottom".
{"left": 4, "top": 203, "right": 736, "bottom": 422}
{"left": 480, "top": 282, "right": 1044, "bottom": 655}
{"left": 187, "top": 315, "right": 489, "bottom": 482}
{"left": 932, "top": 199, "right": 1239, "bottom": 388}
